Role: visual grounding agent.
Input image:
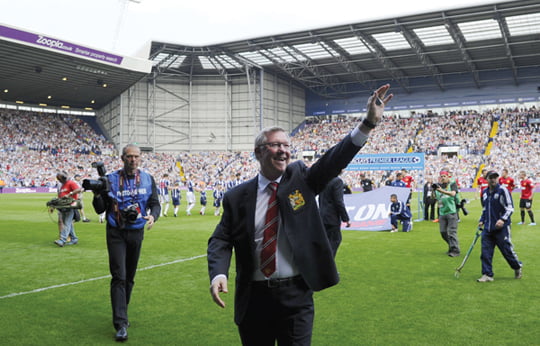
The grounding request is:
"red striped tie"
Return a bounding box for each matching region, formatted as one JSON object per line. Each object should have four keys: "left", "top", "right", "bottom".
{"left": 260, "top": 182, "right": 279, "bottom": 277}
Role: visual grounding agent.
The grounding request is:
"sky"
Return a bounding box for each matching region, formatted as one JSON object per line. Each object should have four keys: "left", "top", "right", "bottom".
{"left": 0, "top": 0, "right": 510, "bottom": 58}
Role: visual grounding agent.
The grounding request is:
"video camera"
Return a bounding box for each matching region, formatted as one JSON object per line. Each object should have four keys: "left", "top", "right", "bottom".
{"left": 82, "top": 162, "right": 109, "bottom": 193}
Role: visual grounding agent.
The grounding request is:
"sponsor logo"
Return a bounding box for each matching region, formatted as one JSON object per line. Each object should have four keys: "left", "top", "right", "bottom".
{"left": 350, "top": 203, "right": 390, "bottom": 221}
{"left": 37, "top": 35, "right": 64, "bottom": 49}
{"left": 15, "top": 188, "right": 34, "bottom": 194}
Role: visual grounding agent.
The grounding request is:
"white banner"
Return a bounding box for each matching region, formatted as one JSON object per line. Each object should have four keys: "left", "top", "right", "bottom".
{"left": 343, "top": 186, "right": 411, "bottom": 231}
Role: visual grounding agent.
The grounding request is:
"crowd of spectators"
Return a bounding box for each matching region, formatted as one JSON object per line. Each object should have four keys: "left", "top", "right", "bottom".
{"left": 1, "top": 106, "right": 539, "bottom": 192}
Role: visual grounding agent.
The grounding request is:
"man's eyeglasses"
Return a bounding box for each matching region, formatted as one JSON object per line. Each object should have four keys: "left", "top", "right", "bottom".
{"left": 261, "top": 142, "right": 291, "bottom": 150}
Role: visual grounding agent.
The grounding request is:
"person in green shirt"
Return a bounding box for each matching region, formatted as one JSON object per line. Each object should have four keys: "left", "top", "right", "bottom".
{"left": 434, "top": 170, "right": 460, "bottom": 257}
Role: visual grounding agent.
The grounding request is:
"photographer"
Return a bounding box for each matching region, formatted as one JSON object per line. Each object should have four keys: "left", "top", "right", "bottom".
{"left": 54, "top": 171, "right": 82, "bottom": 247}
{"left": 90, "top": 144, "right": 160, "bottom": 342}
{"left": 434, "top": 170, "right": 460, "bottom": 257}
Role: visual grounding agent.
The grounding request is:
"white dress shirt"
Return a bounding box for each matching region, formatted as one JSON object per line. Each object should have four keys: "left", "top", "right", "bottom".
{"left": 252, "top": 174, "right": 299, "bottom": 281}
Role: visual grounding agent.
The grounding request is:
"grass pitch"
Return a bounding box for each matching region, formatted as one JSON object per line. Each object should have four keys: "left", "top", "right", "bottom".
{"left": 1, "top": 192, "right": 539, "bottom": 345}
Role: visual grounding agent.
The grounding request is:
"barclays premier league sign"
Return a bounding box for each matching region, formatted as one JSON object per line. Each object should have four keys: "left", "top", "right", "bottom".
{"left": 347, "top": 153, "right": 425, "bottom": 171}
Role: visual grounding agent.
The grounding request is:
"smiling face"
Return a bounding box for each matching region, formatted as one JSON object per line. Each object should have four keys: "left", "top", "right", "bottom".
{"left": 255, "top": 129, "right": 291, "bottom": 181}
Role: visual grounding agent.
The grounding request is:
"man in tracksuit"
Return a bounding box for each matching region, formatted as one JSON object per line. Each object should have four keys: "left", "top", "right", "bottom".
{"left": 389, "top": 194, "right": 412, "bottom": 232}
{"left": 477, "top": 170, "right": 522, "bottom": 282}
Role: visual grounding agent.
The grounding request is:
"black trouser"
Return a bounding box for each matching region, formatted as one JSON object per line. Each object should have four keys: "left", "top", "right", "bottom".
{"left": 106, "top": 224, "right": 144, "bottom": 329}
{"left": 238, "top": 277, "right": 314, "bottom": 346}
{"left": 424, "top": 198, "right": 436, "bottom": 220}
{"left": 324, "top": 224, "right": 342, "bottom": 258}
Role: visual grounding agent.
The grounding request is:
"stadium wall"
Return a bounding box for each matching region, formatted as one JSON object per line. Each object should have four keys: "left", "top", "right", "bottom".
{"left": 96, "top": 72, "right": 305, "bottom": 152}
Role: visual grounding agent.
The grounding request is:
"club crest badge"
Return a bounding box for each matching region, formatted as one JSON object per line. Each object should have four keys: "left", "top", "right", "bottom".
{"left": 288, "top": 190, "right": 305, "bottom": 211}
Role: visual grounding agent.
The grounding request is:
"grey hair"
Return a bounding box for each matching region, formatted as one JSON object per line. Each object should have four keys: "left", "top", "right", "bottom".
{"left": 254, "top": 126, "right": 288, "bottom": 149}
{"left": 121, "top": 143, "right": 141, "bottom": 156}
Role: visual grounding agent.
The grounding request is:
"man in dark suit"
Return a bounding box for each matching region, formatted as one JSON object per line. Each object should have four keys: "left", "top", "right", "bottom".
{"left": 423, "top": 176, "right": 437, "bottom": 221}
{"left": 319, "top": 176, "right": 351, "bottom": 257}
{"left": 207, "top": 84, "right": 393, "bottom": 345}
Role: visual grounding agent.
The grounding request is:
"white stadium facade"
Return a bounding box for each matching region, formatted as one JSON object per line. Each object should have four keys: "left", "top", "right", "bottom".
{"left": 1, "top": 0, "right": 540, "bottom": 153}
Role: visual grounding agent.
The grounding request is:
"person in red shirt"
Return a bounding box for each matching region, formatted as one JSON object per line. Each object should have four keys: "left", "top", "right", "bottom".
{"left": 54, "top": 171, "right": 82, "bottom": 247}
{"left": 401, "top": 169, "right": 415, "bottom": 189}
{"left": 476, "top": 168, "right": 488, "bottom": 206}
{"left": 517, "top": 170, "right": 535, "bottom": 226}
{"left": 401, "top": 169, "right": 415, "bottom": 210}
{"left": 498, "top": 168, "right": 515, "bottom": 193}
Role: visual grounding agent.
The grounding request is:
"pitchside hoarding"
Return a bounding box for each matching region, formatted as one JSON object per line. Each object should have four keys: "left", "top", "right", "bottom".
{"left": 344, "top": 186, "right": 411, "bottom": 231}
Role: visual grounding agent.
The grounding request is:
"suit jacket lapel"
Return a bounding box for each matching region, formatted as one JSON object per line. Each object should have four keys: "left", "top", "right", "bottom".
{"left": 243, "top": 177, "right": 258, "bottom": 240}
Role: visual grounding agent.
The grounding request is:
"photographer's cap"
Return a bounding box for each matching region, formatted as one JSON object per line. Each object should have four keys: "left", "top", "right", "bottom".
{"left": 486, "top": 170, "right": 499, "bottom": 179}
{"left": 439, "top": 170, "right": 450, "bottom": 176}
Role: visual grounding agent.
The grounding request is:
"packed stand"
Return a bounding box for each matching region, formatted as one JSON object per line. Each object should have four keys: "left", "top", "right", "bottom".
{"left": 1, "top": 106, "right": 539, "bottom": 192}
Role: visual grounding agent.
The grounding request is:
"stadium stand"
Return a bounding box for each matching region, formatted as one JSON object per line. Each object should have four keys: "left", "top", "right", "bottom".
{"left": 2, "top": 106, "right": 539, "bottom": 192}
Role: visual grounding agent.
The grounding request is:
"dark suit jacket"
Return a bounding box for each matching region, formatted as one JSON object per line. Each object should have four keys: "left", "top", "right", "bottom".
{"left": 207, "top": 134, "right": 363, "bottom": 324}
{"left": 319, "top": 177, "right": 350, "bottom": 227}
{"left": 423, "top": 182, "right": 436, "bottom": 203}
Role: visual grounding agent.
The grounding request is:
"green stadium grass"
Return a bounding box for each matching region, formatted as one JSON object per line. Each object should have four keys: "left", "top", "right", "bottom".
{"left": 1, "top": 192, "right": 539, "bottom": 345}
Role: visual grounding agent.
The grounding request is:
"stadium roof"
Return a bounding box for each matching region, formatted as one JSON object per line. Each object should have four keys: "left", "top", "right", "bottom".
{"left": 0, "top": 24, "right": 151, "bottom": 110}
{"left": 150, "top": 0, "right": 540, "bottom": 98}
{"left": 1, "top": 1, "right": 539, "bottom": 111}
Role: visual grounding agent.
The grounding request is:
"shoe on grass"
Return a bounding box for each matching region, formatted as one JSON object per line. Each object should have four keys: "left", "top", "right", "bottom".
{"left": 528, "top": 222, "right": 536, "bottom": 226}
{"left": 515, "top": 268, "right": 522, "bottom": 279}
{"left": 477, "top": 275, "right": 494, "bottom": 282}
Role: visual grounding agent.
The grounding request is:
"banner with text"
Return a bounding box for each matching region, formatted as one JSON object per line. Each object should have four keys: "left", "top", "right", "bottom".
{"left": 346, "top": 153, "right": 425, "bottom": 171}
{"left": 343, "top": 186, "right": 411, "bottom": 231}
{"left": 0, "top": 24, "right": 123, "bottom": 65}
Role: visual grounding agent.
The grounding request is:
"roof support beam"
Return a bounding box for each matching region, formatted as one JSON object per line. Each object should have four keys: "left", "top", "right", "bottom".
{"left": 443, "top": 13, "right": 481, "bottom": 88}
{"left": 318, "top": 37, "right": 374, "bottom": 90}
{"left": 494, "top": 8, "right": 519, "bottom": 85}
{"left": 249, "top": 41, "right": 343, "bottom": 98}
{"left": 397, "top": 20, "right": 445, "bottom": 91}
{"left": 353, "top": 28, "right": 411, "bottom": 93}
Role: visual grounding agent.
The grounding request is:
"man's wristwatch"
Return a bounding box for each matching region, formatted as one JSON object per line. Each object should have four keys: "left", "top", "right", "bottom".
{"left": 362, "top": 118, "right": 377, "bottom": 129}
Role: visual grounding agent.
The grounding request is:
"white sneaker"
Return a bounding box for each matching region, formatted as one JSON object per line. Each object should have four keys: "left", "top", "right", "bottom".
{"left": 528, "top": 222, "right": 536, "bottom": 226}
{"left": 477, "top": 275, "right": 494, "bottom": 282}
{"left": 390, "top": 229, "right": 398, "bottom": 233}
{"left": 515, "top": 268, "right": 523, "bottom": 279}
{"left": 517, "top": 222, "right": 524, "bottom": 225}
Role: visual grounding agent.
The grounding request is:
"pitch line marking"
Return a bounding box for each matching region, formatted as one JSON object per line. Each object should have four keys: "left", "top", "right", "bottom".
{"left": 0, "top": 254, "right": 206, "bottom": 300}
